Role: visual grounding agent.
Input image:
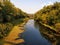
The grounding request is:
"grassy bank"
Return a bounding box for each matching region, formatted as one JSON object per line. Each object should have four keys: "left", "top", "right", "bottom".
{"left": 0, "top": 18, "right": 26, "bottom": 45}
{"left": 3, "top": 23, "right": 25, "bottom": 45}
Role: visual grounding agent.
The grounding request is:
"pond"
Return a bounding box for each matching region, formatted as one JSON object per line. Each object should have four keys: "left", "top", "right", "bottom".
{"left": 22, "top": 19, "right": 52, "bottom": 45}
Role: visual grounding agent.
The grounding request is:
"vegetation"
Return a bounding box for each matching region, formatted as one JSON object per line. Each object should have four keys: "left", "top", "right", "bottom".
{"left": 34, "top": 2, "right": 60, "bottom": 45}
{"left": 34, "top": 2, "right": 60, "bottom": 29}
{"left": 0, "top": 1, "right": 28, "bottom": 39}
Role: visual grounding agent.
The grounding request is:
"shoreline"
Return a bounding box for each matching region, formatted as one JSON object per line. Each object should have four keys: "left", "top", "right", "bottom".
{"left": 3, "top": 22, "right": 26, "bottom": 45}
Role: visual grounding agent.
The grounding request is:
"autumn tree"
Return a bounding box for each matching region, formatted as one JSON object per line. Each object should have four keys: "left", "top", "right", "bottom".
{"left": 34, "top": 2, "right": 60, "bottom": 27}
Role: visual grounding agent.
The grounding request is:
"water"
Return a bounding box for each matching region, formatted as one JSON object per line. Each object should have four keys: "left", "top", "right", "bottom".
{"left": 22, "top": 19, "right": 52, "bottom": 45}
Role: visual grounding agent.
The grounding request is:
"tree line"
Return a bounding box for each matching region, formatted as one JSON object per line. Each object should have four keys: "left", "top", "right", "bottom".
{"left": 34, "top": 2, "right": 60, "bottom": 29}
{"left": 0, "top": 1, "right": 28, "bottom": 39}
{"left": 0, "top": 1, "right": 28, "bottom": 23}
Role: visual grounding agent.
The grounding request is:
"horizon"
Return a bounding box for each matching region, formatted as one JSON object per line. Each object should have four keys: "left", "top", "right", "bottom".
{"left": 11, "top": 0, "right": 60, "bottom": 14}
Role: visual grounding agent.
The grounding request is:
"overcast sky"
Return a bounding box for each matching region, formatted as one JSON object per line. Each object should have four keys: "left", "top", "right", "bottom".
{"left": 11, "top": 0, "right": 60, "bottom": 14}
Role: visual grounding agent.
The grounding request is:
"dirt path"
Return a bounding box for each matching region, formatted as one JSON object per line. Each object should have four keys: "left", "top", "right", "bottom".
{"left": 3, "top": 23, "right": 25, "bottom": 45}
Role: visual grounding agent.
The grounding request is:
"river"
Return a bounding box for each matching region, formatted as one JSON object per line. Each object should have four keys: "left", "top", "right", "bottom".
{"left": 21, "top": 19, "right": 52, "bottom": 45}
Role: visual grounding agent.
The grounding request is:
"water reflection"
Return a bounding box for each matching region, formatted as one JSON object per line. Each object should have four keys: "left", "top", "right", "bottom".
{"left": 22, "top": 19, "right": 51, "bottom": 45}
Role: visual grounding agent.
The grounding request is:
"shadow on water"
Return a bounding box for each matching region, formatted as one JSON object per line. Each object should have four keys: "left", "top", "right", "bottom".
{"left": 18, "top": 19, "right": 52, "bottom": 45}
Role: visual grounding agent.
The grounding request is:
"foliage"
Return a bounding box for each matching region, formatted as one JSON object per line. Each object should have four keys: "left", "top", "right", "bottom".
{"left": 0, "top": 23, "right": 13, "bottom": 39}
{"left": 34, "top": 2, "right": 60, "bottom": 28}
{"left": 0, "top": 1, "right": 28, "bottom": 39}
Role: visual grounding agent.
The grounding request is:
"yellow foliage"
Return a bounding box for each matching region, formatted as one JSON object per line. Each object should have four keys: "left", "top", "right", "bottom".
{"left": 41, "top": 14, "right": 48, "bottom": 23}
{"left": 55, "top": 23, "right": 60, "bottom": 32}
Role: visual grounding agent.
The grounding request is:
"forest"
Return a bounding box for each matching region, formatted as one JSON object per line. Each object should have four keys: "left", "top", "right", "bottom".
{"left": 34, "top": 2, "right": 60, "bottom": 45}
{"left": 34, "top": 2, "right": 60, "bottom": 30}
{"left": 0, "top": 1, "right": 28, "bottom": 39}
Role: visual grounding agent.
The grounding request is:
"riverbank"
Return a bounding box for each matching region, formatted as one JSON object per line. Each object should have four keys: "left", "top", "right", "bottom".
{"left": 0, "top": 18, "right": 29, "bottom": 45}
{"left": 37, "top": 22, "right": 60, "bottom": 45}
{"left": 3, "top": 22, "right": 26, "bottom": 45}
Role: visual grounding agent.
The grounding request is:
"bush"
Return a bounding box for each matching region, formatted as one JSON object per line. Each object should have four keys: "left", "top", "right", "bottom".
{"left": 0, "top": 23, "right": 13, "bottom": 39}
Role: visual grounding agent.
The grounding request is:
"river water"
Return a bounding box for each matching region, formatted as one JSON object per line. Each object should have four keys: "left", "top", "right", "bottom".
{"left": 22, "top": 19, "right": 52, "bottom": 45}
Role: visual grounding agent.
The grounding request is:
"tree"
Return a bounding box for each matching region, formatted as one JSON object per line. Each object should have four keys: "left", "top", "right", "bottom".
{"left": 34, "top": 2, "right": 60, "bottom": 27}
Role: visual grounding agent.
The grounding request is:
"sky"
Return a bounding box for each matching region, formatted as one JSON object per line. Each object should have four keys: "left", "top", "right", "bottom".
{"left": 11, "top": 0, "right": 60, "bottom": 14}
